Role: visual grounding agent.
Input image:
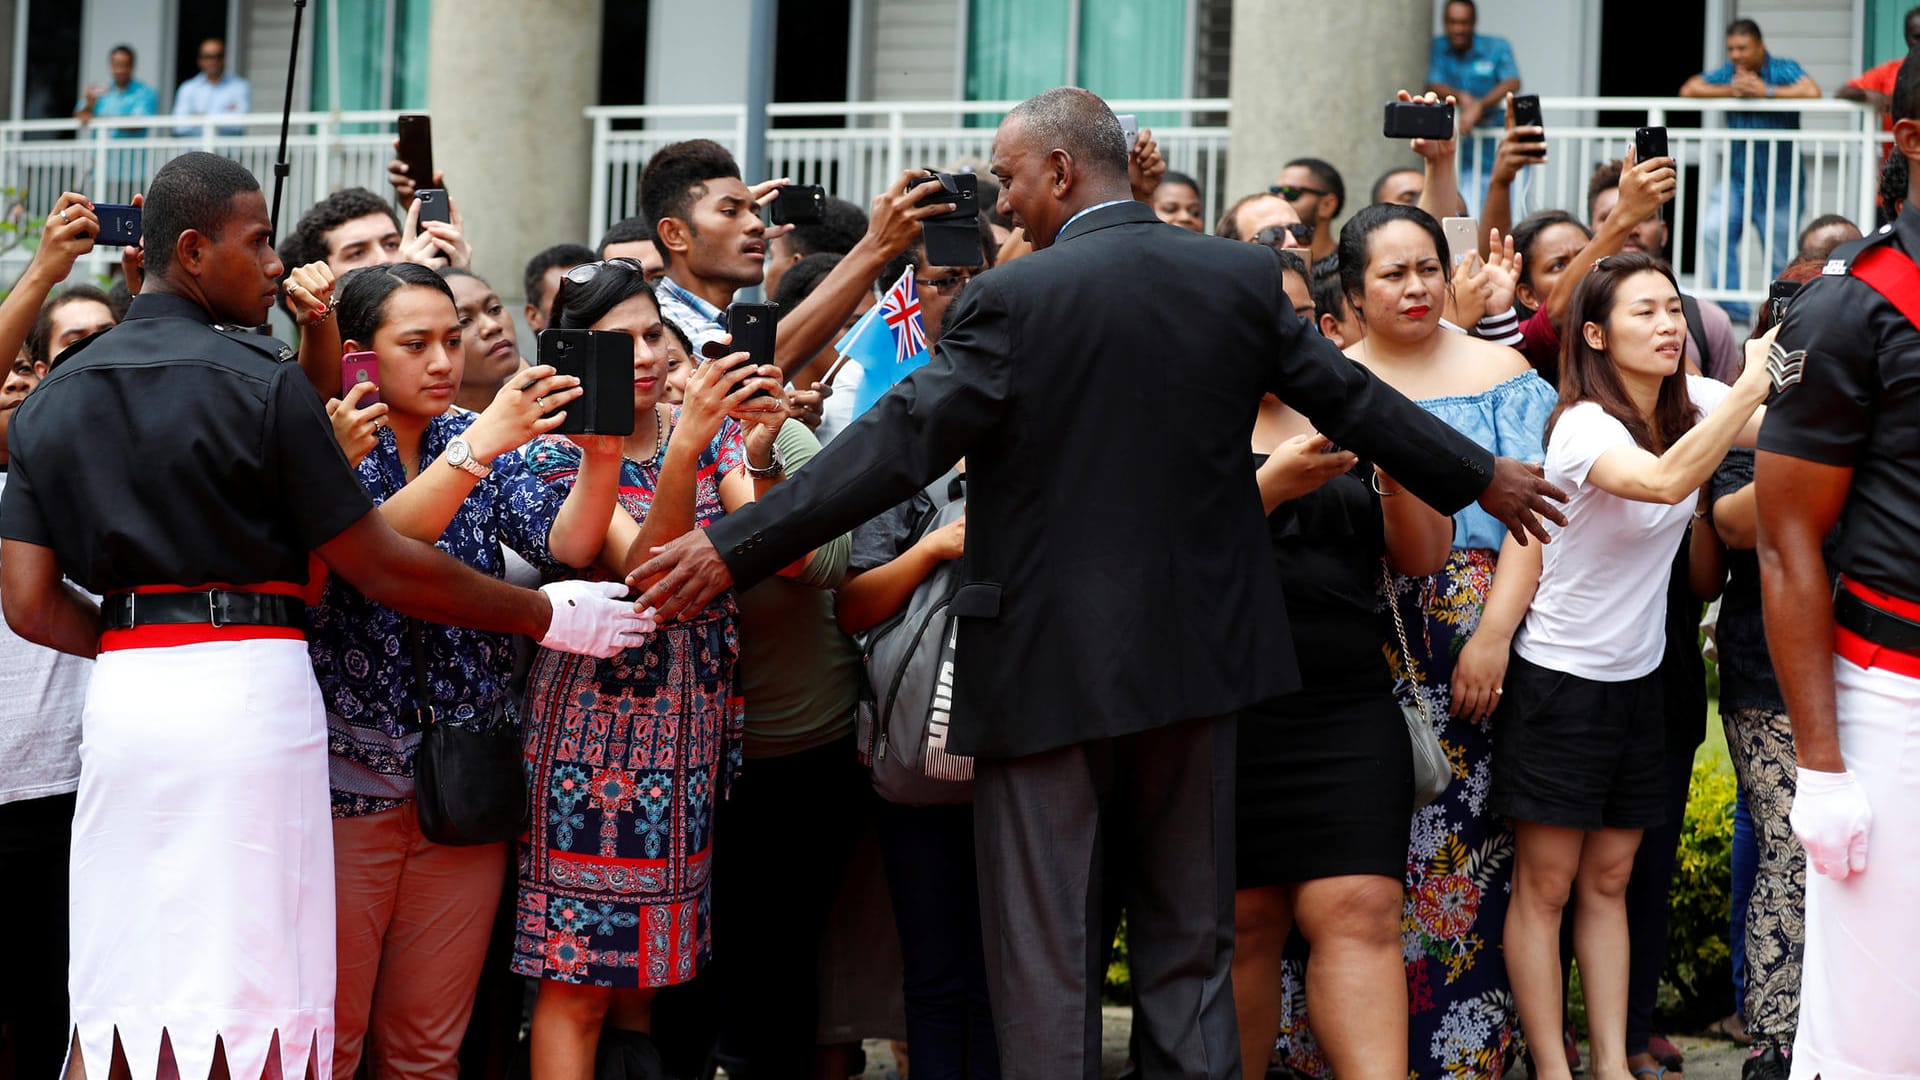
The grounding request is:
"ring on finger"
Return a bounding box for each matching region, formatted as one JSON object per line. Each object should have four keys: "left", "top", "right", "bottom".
{"left": 536, "top": 396, "right": 546, "bottom": 408}
{"left": 58, "top": 208, "right": 69, "bottom": 223}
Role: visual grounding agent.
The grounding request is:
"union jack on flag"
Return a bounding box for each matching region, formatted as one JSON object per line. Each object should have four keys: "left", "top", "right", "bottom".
{"left": 879, "top": 272, "right": 928, "bottom": 362}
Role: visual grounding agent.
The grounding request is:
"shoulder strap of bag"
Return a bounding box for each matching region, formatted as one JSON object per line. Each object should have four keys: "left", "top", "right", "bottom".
{"left": 1381, "top": 563, "right": 1430, "bottom": 722}
{"left": 1851, "top": 245, "right": 1920, "bottom": 334}
{"left": 406, "top": 619, "right": 436, "bottom": 725}
{"left": 1680, "top": 294, "right": 1710, "bottom": 371}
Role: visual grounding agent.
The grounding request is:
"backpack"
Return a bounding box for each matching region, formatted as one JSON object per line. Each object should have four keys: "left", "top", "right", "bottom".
{"left": 854, "top": 479, "right": 973, "bottom": 805}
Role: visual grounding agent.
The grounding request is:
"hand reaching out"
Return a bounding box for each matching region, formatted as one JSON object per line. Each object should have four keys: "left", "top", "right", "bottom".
{"left": 1481, "top": 228, "right": 1522, "bottom": 315}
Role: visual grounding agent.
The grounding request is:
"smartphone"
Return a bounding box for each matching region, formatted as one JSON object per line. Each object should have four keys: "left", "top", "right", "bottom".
{"left": 416, "top": 188, "right": 452, "bottom": 225}
{"left": 1634, "top": 125, "right": 1670, "bottom": 164}
{"left": 341, "top": 351, "right": 381, "bottom": 406}
{"left": 1510, "top": 94, "right": 1545, "bottom": 154}
{"left": 1383, "top": 101, "right": 1455, "bottom": 140}
{"left": 701, "top": 302, "right": 778, "bottom": 400}
{"left": 769, "top": 184, "right": 825, "bottom": 227}
{"left": 90, "top": 202, "right": 141, "bottom": 246}
{"left": 537, "top": 329, "right": 637, "bottom": 436}
{"left": 396, "top": 114, "right": 435, "bottom": 192}
{"left": 1442, "top": 217, "right": 1480, "bottom": 267}
{"left": 908, "top": 172, "right": 984, "bottom": 268}
{"left": 1767, "top": 280, "right": 1802, "bottom": 327}
{"left": 1117, "top": 113, "right": 1139, "bottom": 150}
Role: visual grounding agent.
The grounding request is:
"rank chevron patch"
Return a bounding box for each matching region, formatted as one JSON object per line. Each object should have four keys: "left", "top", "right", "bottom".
{"left": 1766, "top": 341, "right": 1807, "bottom": 391}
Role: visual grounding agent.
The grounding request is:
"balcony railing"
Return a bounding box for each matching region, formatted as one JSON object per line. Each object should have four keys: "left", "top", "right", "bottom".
{"left": 0, "top": 99, "right": 1891, "bottom": 309}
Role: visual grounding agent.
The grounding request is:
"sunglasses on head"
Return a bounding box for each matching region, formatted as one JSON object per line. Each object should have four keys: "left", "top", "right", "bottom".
{"left": 550, "top": 258, "right": 648, "bottom": 315}
{"left": 1269, "top": 184, "right": 1329, "bottom": 201}
{"left": 1253, "top": 222, "right": 1315, "bottom": 247}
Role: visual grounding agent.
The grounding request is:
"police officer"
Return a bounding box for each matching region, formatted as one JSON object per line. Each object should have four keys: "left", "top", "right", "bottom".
{"left": 1756, "top": 44, "right": 1920, "bottom": 1080}
{"left": 0, "top": 153, "right": 650, "bottom": 1080}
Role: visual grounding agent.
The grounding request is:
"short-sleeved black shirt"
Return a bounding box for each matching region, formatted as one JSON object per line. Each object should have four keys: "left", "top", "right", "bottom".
{"left": 1708, "top": 449, "right": 1785, "bottom": 714}
{"left": 1760, "top": 206, "right": 1920, "bottom": 601}
{"left": 0, "top": 292, "right": 373, "bottom": 594}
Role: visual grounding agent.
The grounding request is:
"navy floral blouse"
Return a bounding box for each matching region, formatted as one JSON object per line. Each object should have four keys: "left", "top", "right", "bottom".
{"left": 311, "top": 410, "right": 569, "bottom": 818}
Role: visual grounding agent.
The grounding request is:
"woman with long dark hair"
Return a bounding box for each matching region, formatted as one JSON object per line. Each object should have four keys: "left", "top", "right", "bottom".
{"left": 1468, "top": 252, "right": 1769, "bottom": 1080}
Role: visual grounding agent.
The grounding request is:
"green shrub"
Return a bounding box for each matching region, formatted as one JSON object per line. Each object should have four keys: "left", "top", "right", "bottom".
{"left": 1659, "top": 757, "right": 1736, "bottom": 1028}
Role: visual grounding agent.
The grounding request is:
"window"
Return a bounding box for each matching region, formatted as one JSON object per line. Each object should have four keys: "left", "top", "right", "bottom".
{"left": 311, "top": 0, "right": 430, "bottom": 111}
{"left": 964, "top": 0, "right": 1188, "bottom": 105}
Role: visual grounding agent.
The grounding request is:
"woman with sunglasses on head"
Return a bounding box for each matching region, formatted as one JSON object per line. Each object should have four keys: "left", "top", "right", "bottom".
{"left": 1471, "top": 252, "right": 1768, "bottom": 1080}
{"left": 311, "top": 262, "right": 623, "bottom": 1080}
{"left": 1277, "top": 202, "right": 1555, "bottom": 1080}
{"left": 1235, "top": 248, "right": 1455, "bottom": 1080}
{"left": 511, "top": 257, "right": 790, "bottom": 1080}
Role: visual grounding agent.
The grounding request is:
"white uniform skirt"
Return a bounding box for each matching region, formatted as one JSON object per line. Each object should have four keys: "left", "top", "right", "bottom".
{"left": 68, "top": 639, "right": 334, "bottom": 1080}
{"left": 1791, "top": 655, "right": 1920, "bottom": 1080}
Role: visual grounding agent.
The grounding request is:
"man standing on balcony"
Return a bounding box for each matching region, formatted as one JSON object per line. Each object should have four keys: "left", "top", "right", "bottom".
{"left": 74, "top": 45, "right": 158, "bottom": 137}
{"left": 1426, "top": 0, "right": 1521, "bottom": 214}
{"left": 1681, "top": 19, "right": 1820, "bottom": 320}
{"left": 172, "top": 37, "right": 250, "bottom": 137}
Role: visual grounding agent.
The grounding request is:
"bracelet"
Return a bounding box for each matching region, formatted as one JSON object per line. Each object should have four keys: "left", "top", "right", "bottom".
{"left": 1370, "top": 471, "right": 1402, "bottom": 497}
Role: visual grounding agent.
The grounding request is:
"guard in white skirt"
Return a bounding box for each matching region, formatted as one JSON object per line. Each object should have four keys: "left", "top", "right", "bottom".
{"left": 0, "top": 155, "right": 653, "bottom": 1080}
{"left": 1755, "top": 56, "right": 1920, "bottom": 1080}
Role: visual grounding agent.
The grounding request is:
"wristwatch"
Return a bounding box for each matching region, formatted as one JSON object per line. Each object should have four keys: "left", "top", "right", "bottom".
{"left": 745, "top": 441, "right": 787, "bottom": 480}
{"left": 444, "top": 437, "right": 492, "bottom": 479}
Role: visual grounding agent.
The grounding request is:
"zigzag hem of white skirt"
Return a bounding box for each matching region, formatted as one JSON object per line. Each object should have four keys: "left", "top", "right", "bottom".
{"left": 67, "top": 1009, "right": 332, "bottom": 1080}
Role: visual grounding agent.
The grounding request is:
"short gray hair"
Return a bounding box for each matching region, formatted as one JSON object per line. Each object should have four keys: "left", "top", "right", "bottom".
{"left": 1004, "top": 87, "right": 1129, "bottom": 180}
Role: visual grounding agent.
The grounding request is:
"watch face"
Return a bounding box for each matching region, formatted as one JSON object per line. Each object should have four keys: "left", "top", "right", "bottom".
{"left": 447, "top": 440, "right": 470, "bottom": 466}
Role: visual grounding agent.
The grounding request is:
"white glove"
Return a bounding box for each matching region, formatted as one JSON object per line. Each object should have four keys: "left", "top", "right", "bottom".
{"left": 536, "top": 580, "right": 657, "bottom": 659}
{"left": 1791, "top": 767, "right": 1872, "bottom": 880}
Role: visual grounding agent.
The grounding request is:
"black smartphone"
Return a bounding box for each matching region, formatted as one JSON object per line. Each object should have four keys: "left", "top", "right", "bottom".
{"left": 1383, "top": 101, "right": 1455, "bottom": 140}
{"left": 769, "top": 184, "right": 825, "bottom": 226}
{"left": 1634, "top": 125, "right": 1669, "bottom": 164}
{"left": 416, "top": 188, "right": 451, "bottom": 225}
{"left": 396, "top": 114, "right": 435, "bottom": 192}
{"left": 700, "top": 301, "right": 779, "bottom": 400}
{"left": 908, "top": 172, "right": 984, "bottom": 268}
{"left": 1767, "top": 280, "right": 1802, "bottom": 327}
{"left": 537, "top": 329, "right": 637, "bottom": 436}
{"left": 1510, "top": 94, "right": 1545, "bottom": 154}
{"left": 90, "top": 202, "right": 141, "bottom": 246}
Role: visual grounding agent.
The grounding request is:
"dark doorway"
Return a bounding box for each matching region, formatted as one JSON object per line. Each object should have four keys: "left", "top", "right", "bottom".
{"left": 600, "top": 0, "right": 649, "bottom": 108}
{"left": 773, "top": 0, "right": 850, "bottom": 126}
{"left": 22, "top": 0, "right": 82, "bottom": 123}
{"left": 174, "top": 0, "right": 230, "bottom": 92}
{"left": 1599, "top": 0, "right": 1708, "bottom": 273}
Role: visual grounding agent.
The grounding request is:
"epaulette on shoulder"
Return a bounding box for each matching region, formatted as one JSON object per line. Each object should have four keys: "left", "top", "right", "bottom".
{"left": 1820, "top": 226, "right": 1896, "bottom": 277}
{"left": 210, "top": 323, "right": 297, "bottom": 363}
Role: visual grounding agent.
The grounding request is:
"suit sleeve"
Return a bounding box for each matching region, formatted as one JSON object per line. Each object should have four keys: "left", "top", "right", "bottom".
{"left": 706, "top": 276, "right": 1016, "bottom": 589}
{"left": 1262, "top": 276, "right": 1493, "bottom": 515}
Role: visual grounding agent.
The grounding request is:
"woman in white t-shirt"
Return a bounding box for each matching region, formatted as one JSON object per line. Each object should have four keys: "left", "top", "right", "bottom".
{"left": 1458, "top": 252, "right": 1772, "bottom": 1080}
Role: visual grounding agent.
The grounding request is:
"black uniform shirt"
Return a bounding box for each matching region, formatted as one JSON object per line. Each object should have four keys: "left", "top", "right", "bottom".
{"left": 0, "top": 292, "right": 373, "bottom": 594}
{"left": 1761, "top": 205, "right": 1920, "bottom": 601}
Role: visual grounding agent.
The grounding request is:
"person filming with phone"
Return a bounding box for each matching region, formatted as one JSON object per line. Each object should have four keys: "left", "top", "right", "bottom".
{"left": 629, "top": 87, "right": 1567, "bottom": 1077}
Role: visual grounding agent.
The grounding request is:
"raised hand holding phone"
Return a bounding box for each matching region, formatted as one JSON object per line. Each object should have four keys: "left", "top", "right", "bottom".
{"left": 327, "top": 379, "right": 389, "bottom": 469}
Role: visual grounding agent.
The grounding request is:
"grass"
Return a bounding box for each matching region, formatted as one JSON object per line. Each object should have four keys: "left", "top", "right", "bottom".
{"left": 1697, "top": 695, "right": 1731, "bottom": 776}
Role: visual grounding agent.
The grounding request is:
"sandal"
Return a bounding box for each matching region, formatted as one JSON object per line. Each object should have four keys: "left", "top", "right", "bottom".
{"left": 1706, "top": 1013, "right": 1756, "bottom": 1047}
{"left": 1633, "top": 1068, "right": 1669, "bottom": 1080}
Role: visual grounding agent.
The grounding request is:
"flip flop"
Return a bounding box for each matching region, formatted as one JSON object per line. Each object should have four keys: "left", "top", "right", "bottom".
{"left": 1633, "top": 1068, "right": 1669, "bottom": 1080}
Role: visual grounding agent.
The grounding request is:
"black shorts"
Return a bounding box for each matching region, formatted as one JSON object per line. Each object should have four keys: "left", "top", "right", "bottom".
{"left": 1489, "top": 651, "right": 1665, "bottom": 831}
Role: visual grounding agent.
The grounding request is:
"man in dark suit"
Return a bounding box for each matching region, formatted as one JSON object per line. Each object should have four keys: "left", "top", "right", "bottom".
{"left": 635, "top": 88, "right": 1564, "bottom": 1078}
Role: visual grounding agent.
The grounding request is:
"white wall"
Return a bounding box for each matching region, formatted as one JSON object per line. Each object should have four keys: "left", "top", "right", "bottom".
{"left": 1430, "top": 0, "right": 1596, "bottom": 98}
{"left": 646, "top": 0, "right": 751, "bottom": 120}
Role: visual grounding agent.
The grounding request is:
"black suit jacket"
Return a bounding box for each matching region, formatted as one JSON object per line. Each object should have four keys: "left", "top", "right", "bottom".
{"left": 709, "top": 201, "right": 1493, "bottom": 758}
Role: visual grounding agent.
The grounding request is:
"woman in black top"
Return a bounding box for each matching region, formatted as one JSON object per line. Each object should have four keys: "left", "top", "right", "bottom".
{"left": 1231, "top": 250, "right": 1454, "bottom": 1080}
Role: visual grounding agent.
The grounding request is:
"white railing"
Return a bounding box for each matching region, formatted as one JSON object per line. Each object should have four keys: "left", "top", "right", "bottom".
{"left": 589, "top": 97, "right": 1889, "bottom": 312}
{"left": 0, "top": 111, "right": 403, "bottom": 285}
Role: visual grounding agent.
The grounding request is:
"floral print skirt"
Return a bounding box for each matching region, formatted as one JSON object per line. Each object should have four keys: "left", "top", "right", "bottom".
{"left": 1278, "top": 548, "right": 1521, "bottom": 1080}
{"left": 511, "top": 606, "right": 743, "bottom": 987}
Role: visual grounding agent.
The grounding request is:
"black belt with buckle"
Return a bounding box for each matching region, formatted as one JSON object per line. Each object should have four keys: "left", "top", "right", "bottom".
{"left": 101, "top": 589, "right": 307, "bottom": 632}
{"left": 1833, "top": 587, "right": 1920, "bottom": 654}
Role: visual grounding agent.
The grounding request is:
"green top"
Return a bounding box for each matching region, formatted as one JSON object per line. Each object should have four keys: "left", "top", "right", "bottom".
{"left": 733, "top": 418, "right": 862, "bottom": 758}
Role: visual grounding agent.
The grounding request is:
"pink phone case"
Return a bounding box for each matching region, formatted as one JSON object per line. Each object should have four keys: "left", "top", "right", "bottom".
{"left": 341, "top": 353, "right": 381, "bottom": 406}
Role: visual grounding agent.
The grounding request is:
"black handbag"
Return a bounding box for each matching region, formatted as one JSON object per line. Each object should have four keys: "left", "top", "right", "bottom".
{"left": 407, "top": 620, "right": 529, "bottom": 846}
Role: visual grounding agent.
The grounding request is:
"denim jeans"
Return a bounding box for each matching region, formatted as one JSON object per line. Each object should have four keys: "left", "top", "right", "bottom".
{"left": 1704, "top": 137, "right": 1798, "bottom": 306}
{"left": 1730, "top": 783, "right": 1758, "bottom": 1019}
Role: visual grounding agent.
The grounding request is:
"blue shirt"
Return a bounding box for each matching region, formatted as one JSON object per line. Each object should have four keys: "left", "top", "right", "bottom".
{"left": 1427, "top": 34, "right": 1521, "bottom": 127}
{"left": 1702, "top": 54, "right": 1807, "bottom": 129}
{"left": 172, "top": 72, "right": 251, "bottom": 135}
{"left": 311, "top": 411, "right": 567, "bottom": 818}
{"left": 1416, "top": 370, "right": 1555, "bottom": 551}
{"left": 654, "top": 276, "right": 728, "bottom": 356}
{"left": 78, "top": 80, "right": 159, "bottom": 138}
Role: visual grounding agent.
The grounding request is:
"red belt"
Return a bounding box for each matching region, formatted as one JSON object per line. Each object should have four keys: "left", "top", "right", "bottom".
{"left": 1832, "top": 576, "right": 1920, "bottom": 679}
{"left": 99, "top": 581, "right": 309, "bottom": 652}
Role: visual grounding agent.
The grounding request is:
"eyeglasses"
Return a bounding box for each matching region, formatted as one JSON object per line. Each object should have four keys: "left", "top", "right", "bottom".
{"left": 200, "top": 51, "right": 224, "bottom": 60}
{"left": 1253, "top": 223, "right": 1315, "bottom": 247}
{"left": 916, "top": 274, "right": 972, "bottom": 295}
{"left": 1269, "top": 184, "right": 1329, "bottom": 202}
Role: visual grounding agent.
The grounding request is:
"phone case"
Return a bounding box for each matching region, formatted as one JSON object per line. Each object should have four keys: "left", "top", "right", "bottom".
{"left": 1442, "top": 218, "right": 1479, "bottom": 266}
{"left": 1635, "top": 126, "right": 1669, "bottom": 163}
{"left": 538, "top": 329, "right": 637, "bottom": 436}
{"left": 770, "top": 185, "right": 825, "bottom": 226}
{"left": 416, "top": 189, "right": 451, "bottom": 225}
{"left": 397, "top": 114, "right": 434, "bottom": 189}
{"left": 724, "top": 302, "right": 778, "bottom": 400}
{"left": 1383, "top": 101, "right": 1455, "bottom": 140}
{"left": 341, "top": 353, "right": 381, "bottom": 406}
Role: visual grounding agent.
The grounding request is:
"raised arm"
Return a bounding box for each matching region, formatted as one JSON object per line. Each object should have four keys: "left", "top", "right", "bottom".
{"left": 0, "top": 195, "right": 98, "bottom": 366}
{"left": 1586, "top": 362, "right": 1769, "bottom": 504}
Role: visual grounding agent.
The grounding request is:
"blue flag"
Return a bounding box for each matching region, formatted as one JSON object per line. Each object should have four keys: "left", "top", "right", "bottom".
{"left": 834, "top": 269, "right": 931, "bottom": 420}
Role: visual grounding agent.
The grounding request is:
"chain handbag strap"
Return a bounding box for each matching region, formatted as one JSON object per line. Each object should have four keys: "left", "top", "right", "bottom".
{"left": 1382, "top": 563, "right": 1432, "bottom": 725}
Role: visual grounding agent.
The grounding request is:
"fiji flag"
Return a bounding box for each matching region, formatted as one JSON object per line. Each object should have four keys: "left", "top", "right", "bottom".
{"left": 835, "top": 268, "right": 931, "bottom": 420}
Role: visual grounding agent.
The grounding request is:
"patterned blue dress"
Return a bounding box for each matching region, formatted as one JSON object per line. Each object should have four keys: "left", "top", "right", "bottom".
{"left": 511, "top": 416, "right": 748, "bottom": 987}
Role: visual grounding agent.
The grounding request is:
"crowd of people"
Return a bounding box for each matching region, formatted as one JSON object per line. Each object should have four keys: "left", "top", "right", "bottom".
{"left": 3, "top": 13, "right": 1920, "bottom": 1080}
